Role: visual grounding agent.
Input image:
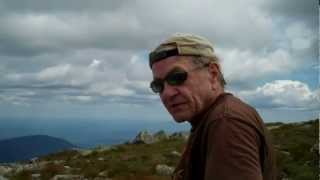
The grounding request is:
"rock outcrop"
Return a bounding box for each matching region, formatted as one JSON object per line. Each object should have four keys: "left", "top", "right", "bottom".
{"left": 132, "top": 130, "right": 189, "bottom": 144}
{"left": 153, "top": 130, "right": 169, "bottom": 141}
{"left": 170, "top": 131, "right": 189, "bottom": 141}
{"left": 0, "top": 175, "right": 8, "bottom": 180}
{"left": 51, "top": 174, "right": 85, "bottom": 180}
{"left": 132, "top": 130, "right": 155, "bottom": 144}
{"left": 155, "top": 164, "right": 175, "bottom": 176}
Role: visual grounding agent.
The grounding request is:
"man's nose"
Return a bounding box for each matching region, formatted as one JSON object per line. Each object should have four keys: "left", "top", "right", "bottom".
{"left": 161, "top": 82, "right": 178, "bottom": 98}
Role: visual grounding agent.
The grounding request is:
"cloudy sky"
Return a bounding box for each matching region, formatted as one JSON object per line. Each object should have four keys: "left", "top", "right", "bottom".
{"left": 0, "top": 0, "right": 318, "bottom": 123}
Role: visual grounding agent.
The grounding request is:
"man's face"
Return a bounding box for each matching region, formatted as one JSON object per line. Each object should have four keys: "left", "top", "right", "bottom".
{"left": 151, "top": 56, "right": 214, "bottom": 123}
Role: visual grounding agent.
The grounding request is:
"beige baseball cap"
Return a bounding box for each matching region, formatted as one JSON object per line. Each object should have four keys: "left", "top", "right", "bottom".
{"left": 149, "top": 33, "right": 217, "bottom": 68}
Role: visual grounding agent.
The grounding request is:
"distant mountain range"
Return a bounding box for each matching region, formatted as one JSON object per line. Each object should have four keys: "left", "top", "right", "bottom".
{"left": 0, "top": 119, "right": 191, "bottom": 148}
{"left": 0, "top": 135, "right": 75, "bottom": 163}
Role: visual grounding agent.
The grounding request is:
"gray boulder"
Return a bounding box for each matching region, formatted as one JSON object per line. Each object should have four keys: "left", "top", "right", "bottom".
{"left": 0, "top": 175, "right": 8, "bottom": 180}
{"left": 94, "top": 178, "right": 112, "bottom": 180}
{"left": 170, "top": 131, "right": 189, "bottom": 141}
{"left": 98, "top": 170, "right": 109, "bottom": 177}
{"left": 31, "top": 173, "right": 41, "bottom": 180}
{"left": 97, "top": 157, "right": 105, "bottom": 161}
{"left": 12, "top": 165, "right": 24, "bottom": 174}
{"left": 132, "top": 130, "right": 155, "bottom": 144}
{"left": 95, "top": 145, "right": 111, "bottom": 152}
{"left": 310, "top": 143, "right": 319, "bottom": 154}
{"left": 79, "top": 149, "right": 93, "bottom": 156}
{"left": 29, "top": 157, "right": 39, "bottom": 164}
{"left": 0, "top": 166, "right": 12, "bottom": 175}
{"left": 171, "top": 151, "right": 182, "bottom": 157}
{"left": 155, "top": 164, "right": 175, "bottom": 176}
{"left": 50, "top": 174, "right": 85, "bottom": 180}
{"left": 153, "top": 130, "right": 169, "bottom": 141}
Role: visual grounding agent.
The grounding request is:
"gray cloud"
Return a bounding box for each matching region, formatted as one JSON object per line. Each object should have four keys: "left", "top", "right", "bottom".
{"left": 0, "top": 12, "right": 150, "bottom": 56}
{"left": 0, "top": 0, "right": 303, "bottom": 57}
{"left": 0, "top": 56, "right": 154, "bottom": 105}
{"left": 0, "top": 0, "right": 317, "bottom": 119}
{"left": 261, "top": 0, "right": 317, "bottom": 27}
{"left": 0, "top": 0, "right": 131, "bottom": 14}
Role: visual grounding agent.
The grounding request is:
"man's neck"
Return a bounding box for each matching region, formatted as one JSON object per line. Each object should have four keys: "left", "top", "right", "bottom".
{"left": 188, "top": 89, "right": 225, "bottom": 129}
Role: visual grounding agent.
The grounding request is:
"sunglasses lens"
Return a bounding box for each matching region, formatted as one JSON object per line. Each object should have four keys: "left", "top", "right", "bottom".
{"left": 150, "top": 80, "right": 163, "bottom": 93}
{"left": 167, "top": 71, "right": 187, "bottom": 85}
{"left": 150, "top": 71, "right": 188, "bottom": 94}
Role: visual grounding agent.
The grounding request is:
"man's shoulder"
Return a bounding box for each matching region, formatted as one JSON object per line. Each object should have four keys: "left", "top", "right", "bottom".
{"left": 211, "top": 93, "right": 257, "bottom": 116}
{"left": 206, "top": 93, "right": 263, "bottom": 127}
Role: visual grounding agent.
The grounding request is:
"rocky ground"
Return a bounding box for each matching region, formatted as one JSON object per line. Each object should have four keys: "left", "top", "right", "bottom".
{"left": 0, "top": 119, "right": 318, "bottom": 180}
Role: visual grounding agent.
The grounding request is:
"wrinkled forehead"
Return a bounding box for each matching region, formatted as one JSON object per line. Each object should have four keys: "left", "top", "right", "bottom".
{"left": 151, "top": 56, "right": 193, "bottom": 79}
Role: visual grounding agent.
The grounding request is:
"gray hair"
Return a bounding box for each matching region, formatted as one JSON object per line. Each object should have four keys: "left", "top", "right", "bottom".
{"left": 191, "top": 56, "right": 227, "bottom": 88}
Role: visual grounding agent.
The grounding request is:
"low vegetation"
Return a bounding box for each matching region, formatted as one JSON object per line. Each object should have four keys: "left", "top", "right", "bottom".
{"left": 269, "top": 119, "right": 319, "bottom": 180}
{"left": 8, "top": 119, "right": 319, "bottom": 180}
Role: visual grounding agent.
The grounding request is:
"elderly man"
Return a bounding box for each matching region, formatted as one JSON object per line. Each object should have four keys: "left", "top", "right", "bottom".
{"left": 148, "top": 33, "right": 276, "bottom": 180}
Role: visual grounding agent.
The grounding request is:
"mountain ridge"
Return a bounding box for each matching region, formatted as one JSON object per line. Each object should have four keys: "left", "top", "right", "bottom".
{"left": 0, "top": 135, "right": 76, "bottom": 163}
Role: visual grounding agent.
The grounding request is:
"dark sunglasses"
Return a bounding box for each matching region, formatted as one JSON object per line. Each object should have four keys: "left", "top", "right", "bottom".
{"left": 150, "top": 63, "right": 209, "bottom": 93}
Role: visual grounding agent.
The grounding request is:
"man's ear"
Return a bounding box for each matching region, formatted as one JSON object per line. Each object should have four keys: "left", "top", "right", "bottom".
{"left": 208, "top": 63, "right": 220, "bottom": 78}
{"left": 207, "top": 63, "right": 220, "bottom": 88}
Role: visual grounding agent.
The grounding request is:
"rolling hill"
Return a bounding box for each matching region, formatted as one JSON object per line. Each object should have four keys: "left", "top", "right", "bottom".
{"left": 0, "top": 135, "right": 75, "bottom": 163}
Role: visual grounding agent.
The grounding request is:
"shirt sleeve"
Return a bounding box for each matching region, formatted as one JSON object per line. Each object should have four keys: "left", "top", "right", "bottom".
{"left": 204, "top": 117, "right": 263, "bottom": 180}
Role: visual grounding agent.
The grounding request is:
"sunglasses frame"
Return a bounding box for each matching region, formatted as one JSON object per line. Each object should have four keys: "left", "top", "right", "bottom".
{"left": 150, "top": 63, "right": 209, "bottom": 94}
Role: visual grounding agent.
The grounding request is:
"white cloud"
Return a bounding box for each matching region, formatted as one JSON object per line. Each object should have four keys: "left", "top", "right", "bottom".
{"left": 89, "top": 59, "right": 101, "bottom": 68}
{"left": 35, "top": 60, "right": 116, "bottom": 87}
{"left": 37, "top": 64, "right": 71, "bottom": 81}
{"left": 219, "top": 48, "right": 294, "bottom": 83}
{"left": 126, "top": 54, "right": 151, "bottom": 81}
{"left": 1, "top": 56, "right": 153, "bottom": 105}
{"left": 62, "top": 95, "right": 94, "bottom": 103}
{"left": 0, "top": 89, "right": 36, "bottom": 106}
{"left": 88, "top": 83, "right": 134, "bottom": 97}
{"left": 238, "top": 80, "right": 319, "bottom": 110}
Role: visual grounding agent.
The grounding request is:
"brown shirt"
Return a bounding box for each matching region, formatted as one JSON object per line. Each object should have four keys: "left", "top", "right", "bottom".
{"left": 173, "top": 93, "right": 276, "bottom": 180}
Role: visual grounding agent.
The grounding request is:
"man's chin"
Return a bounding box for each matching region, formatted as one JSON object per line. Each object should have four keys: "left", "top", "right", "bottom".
{"left": 173, "top": 118, "right": 187, "bottom": 123}
{"left": 171, "top": 113, "right": 190, "bottom": 123}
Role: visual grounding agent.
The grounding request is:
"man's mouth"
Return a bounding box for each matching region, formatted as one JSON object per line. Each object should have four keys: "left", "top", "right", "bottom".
{"left": 169, "top": 102, "right": 186, "bottom": 110}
